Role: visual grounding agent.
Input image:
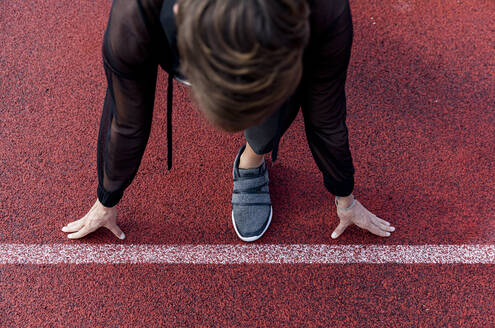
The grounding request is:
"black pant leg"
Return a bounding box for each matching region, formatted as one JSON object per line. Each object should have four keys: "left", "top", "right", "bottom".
{"left": 243, "top": 87, "right": 302, "bottom": 156}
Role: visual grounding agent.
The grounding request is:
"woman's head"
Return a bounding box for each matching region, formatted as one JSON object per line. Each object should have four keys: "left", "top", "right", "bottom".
{"left": 176, "top": 0, "right": 310, "bottom": 132}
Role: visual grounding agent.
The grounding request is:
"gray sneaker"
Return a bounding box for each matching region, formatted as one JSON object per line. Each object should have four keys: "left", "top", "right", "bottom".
{"left": 231, "top": 145, "right": 273, "bottom": 242}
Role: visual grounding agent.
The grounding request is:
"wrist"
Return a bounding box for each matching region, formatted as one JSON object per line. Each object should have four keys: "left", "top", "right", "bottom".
{"left": 96, "top": 198, "right": 115, "bottom": 213}
{"left": 335, "top": 194, "right": 355, "bottom": 209}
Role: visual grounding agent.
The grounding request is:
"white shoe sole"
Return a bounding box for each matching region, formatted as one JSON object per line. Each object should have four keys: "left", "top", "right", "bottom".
{"left": 231, "top": 206, "right": 273, "bottom": 242}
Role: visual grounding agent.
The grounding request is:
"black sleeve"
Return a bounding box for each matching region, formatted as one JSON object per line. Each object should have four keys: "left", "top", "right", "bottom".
{"left": 301, "top": 0, "right": 355, "bottom": 197}
{"left": 96, "top": 0, "right": 167, "bottom": 207}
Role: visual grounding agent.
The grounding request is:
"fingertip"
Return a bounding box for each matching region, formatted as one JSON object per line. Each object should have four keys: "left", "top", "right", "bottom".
{"left": 331, "top": 232, "right": 338, "bottom": 239}
{"left": 62, "top": 226, "right": 68, "bottom": 232}
{"left": 119, "top": 233, "right": 125, "bottom": 240}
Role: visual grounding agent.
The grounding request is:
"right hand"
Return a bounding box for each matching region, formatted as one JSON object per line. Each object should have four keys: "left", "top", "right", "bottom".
{"left": 331, "top": 195, "right": 395, "bottom": 239}
{"left": 62, "top": 199, "right": 125, "bottom": 240}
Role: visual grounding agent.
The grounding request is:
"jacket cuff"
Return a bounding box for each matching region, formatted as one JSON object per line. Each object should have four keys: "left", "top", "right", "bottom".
{"left": 97, "top": 184, "right": 123, "bottom": 208}
{"left": 323, "top": 174, "right": 354, "bottom": 197}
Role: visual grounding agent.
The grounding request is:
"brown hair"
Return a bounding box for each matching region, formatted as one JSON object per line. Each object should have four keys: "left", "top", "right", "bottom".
{"left": 176, "top": 0, "right": 310, "bottom": 132}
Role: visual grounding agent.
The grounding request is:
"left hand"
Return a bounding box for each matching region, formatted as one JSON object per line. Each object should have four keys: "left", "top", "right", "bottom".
{"left": 331, "top": 196, "right": 395, "bottom": 239}
{"left": 62, "top": 199, "right": 125, "bottom": 240}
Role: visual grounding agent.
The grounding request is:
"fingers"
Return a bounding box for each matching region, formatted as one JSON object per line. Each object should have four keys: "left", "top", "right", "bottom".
{"left": 334, "top": 199, "right": 396, "bottom": 238}
{"left": 63, "top": 199, "right": 123, "bottom": 240}
{"left": 62, "top": 201, "right": 98, "bottom": 232}
{"left": 374, "top": 216, "right": 392, "bottom": 227}
{"left": 371, "top": 216, "right": 395, "bottom": 233}
{"left": 67, "top": 224, "right": 99, "bottom": 239}
{"left": 368, "top": 224, "right": 391, "bottom": 237}
{"left": 62, "top": 218, "right": 86, "bottom": 233}
{"left": 65, "top": 221, "right": 125, "bottom": 240}
{"left": 104, "top": 221, "right": 126, "bottom": 240}
{"left": 331, "top": 221, "right": 351, "bottom": 239}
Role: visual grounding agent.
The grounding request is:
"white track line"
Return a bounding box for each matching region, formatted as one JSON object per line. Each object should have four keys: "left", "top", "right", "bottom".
{"left": 0, "top": 244, "right": 494, "bottom": 264}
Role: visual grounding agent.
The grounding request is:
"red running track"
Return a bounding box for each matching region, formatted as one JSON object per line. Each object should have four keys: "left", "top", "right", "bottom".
{"left": 0, "top": 0, "right": 494, "bottom": 326}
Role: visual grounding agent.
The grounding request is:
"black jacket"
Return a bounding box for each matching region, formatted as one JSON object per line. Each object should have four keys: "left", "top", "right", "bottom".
{"left": 97, "top": 0, "right": 355, "bottom": 207}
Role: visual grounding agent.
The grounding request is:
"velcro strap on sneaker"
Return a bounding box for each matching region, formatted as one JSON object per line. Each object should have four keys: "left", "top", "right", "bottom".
{"left": 232, "top": 193, "right": 271, "bottom": 205}
{"left": 233, "top": 174, "right": 269, "bottom": 192}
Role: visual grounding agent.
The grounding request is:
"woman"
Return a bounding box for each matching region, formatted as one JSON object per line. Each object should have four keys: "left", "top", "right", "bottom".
{"left": 62, "top": 0, "right": 395, "bottom": 241}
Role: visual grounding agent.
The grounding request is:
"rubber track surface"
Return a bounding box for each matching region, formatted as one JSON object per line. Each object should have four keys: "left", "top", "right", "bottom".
{"left": 0, "top": 0, "right": 494, "bottom": 326}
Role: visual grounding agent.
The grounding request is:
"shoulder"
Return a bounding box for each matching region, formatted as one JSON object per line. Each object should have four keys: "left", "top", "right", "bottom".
{"left": 307, "top": 0, "right": 349, "bottom": 37}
